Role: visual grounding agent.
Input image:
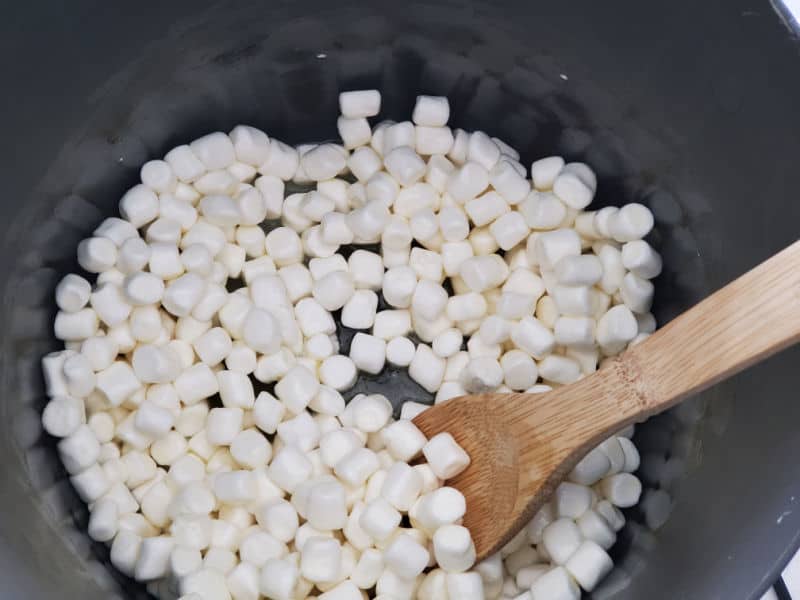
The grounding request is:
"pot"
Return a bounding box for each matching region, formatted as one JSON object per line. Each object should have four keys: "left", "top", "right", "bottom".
{"left": 2, "top": 1, "right": 799, "bottom": 598}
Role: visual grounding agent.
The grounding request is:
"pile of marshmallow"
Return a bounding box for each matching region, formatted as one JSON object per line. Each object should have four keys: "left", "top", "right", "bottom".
{"left": 41, "top": 89, "right": 657, "bottom": 599}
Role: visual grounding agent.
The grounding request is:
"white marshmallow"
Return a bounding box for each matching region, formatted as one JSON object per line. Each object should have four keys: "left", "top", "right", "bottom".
{"left": 542, "top": 518, "right": 582, "bottom": 565}
{"left": 446, "top": 292, "right": 487, "bottom": 322}
{"left": 433, "top": 525, "right": 476, "bottom": 573}
{"left": 359, "top": 497, "right": 402, "bottom": 542}
{"left": 467, "top": 131, "right": 501, "bottom": 171}
{"left": 447, "top": 162, "right": 489, "bottom": 203}
{"left": 520, "top": 191, "right": 567, "bottom": 231}
{"left": 96, "top": 361, "right": 142, "bottom": 406}
{"left": 385, "top": 336, "right": 416, "bottom": 367}
{"left": 307, "top": 353, "right": 356, "bottom": 393}
{"left": 510, "top": 316, "right": 555, "bottom": 359}
{"left": 54, "top": 308, "right": 99, "bottom": 341}
{"left": 599, "top": 473, "right": 642, "bottom": 508}
{"left": 408, "top": 343, "right": 446, "bottom": 393}
{"left": 576, "top": 509, "right": 616, "bottom": 550}
{"left": 349, "top": 332, "right": 387, "bottom": 375}
{"left": 334, "top": 448, "right": 380, "bottom": 488}
{"left": 538, "top": 355, "right": 581, "bottom": 385}
{"left": 340, "top": 90, "right": 381, "bottom": 118}
{"left": 553, "top": 172, "right": 593, "bottom": 210}
{"left": 206, "top": 407, "right": 243, "bottom": 446}
{"left": 459, "top": 255, "right": 508, "bottom": 292}
{"left": 416, "top": 126, "right": 455, "bottom": 156}
{"left": 446, "top": 571, "right": 484, "bottom": 600}
{"left": 530, "top": 156, "right": 565, "bottom": 190}
{"left": 465, "top": 191, "right": 509, "bottom": 227}
{"left": 620, "top": 272, "right": 654, "bottom": 314}
{"left": 410, "top": 279, "right": 449, "bottom": 323}
{"left": 384, "top": 146, "right": 426, "bottom": 186}
{"left": 412, "top": 95, "right": 450, "bottom": 126}
{"left": 272, "top": 364, "right": 318, "bottom": 414}
{"left": 564, "top": 540, "right": 613, "bottom": 591}
{"left": 608, "top": 203, "right": 654, "bottom": 242}
{"left": 301, "top": 536, "right": 342, "bottom": 582}
{"left": 269, "top": 446, "right": 312, "bottom": 493}
{"left": 348, "top": 250, "right": 384, "bottom": 290}
{"left": 265, "top": 226, "right": 303, "bottom": 267}
{"left": 596, "top": 305, "right": 638, "bottom": 353}
{"left": 341, "top": 290, "right": 379, "bottom": 329}
{"left": 423, "top": 432, "right": 470, "bottom": 479}
{"left": 529, "top": 566, "right": 580, "bottom": 600}
{"left": 384, "top": 533, "right": 430, "bottom": 579}
{"left": 42, "top": 395, "right": 85, "bottom": 438}
{"left": 498, "top": 350, "right": 537, "bottom": 390}
{"left": 190, "top": 132, "right": 236, "bottom": 170}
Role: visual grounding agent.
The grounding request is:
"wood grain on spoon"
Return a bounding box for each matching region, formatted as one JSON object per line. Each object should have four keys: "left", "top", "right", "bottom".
{"left": 414, "top": 239, "right": 800, "bottom": 561}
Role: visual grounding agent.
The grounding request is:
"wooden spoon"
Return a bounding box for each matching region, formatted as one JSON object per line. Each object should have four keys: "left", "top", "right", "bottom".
{"left": 413, "top": 240, "right": 800, "bottom": 561}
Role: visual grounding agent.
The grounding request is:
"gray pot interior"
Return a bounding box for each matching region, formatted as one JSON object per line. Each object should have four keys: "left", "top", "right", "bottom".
{"left": 1, "top": 1, "right": 800, "bottom": 598}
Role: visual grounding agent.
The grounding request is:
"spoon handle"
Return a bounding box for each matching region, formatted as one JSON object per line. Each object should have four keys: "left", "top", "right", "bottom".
{"left": 621, "top": 239, "right": 800, "bottom": 418}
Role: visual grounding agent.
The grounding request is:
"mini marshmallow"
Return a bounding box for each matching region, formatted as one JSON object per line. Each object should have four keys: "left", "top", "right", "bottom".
{"left": 542, "top": 518, "right": 583, "bottom": 565}
{"left": 206, "top": 407, "right": 243, "bottom": 446}
{"left": 413, "top": 96, "right": 450, "bottom": 127}
{"left": 554, "top": 254, "right": 603, "bottom": 286}
{"left": 620, "top": 272, "right": 654, "bottom": 314}
{"left": 465, "top": 191, "right": 509, "bottom": 227}
{"left": 42, "top": 395, "right": 85, "bottom": 438}
{"left": 340, "top": 90, "right": 381, "bottom": 118}
{"left": 383, "top": 146, "right": 426, "bottom": 186}
{"left": 446, "top": 571, "right": 484, "bottom": 600}
{"left": 458, "top": 356, "right": 503, "bottom": 393}
{"left": 510, "top": 316, "right": 556, "bottom": 359}
{"left": 190, "top": 132, "right": 236, "bottom": 170}
{"left": 408, "top": 343, "right": 446, "bottom": 393}
{"left": 96, "top": 361, "right": 142, "bottom": 406}
{"left": 576, "top": 509, "right": 616, "bottom": 550}
{"left": 621, "top": 240, "right": 662, "bottom": 279}
{"left": 301, "top": 536, "right": 342, "bottom": 583}
{"left": 386, "top": 336, "right": 416, "bottom": 367}
{"left": 433, "top": 525, "right": 476, "bottom": 573}
{"left": 535, "top": 228, "right": 582, "bottom": 270}
{"left": 307, "top": 353, "right": 355, "bottom": 392}
{"left": 349, "top": 333, "right": 387, "bottom": 375}
{"left": 54, "top": 308, "right": 99, "bottom": 341}
{"left": 500, "top": 350, "right": 538, "bottom": 391}
{"left": 384, "top": 533, "right": 430, "bottom": 579}
{"left": 458, "top": 254, "right": 508, "bottom": 292}
{"left": 423, "top": 433, "right": 470, "bottom": 479}
{"left": 359, "top": 497, "right": 402, "bottom": 541}
{"left": 110, "top": 530, "right": 142, "bottom": 577}
{"left": 530, "top": 566, "right": 580, "bottom": 600}
{"left": 599, "top": 473, "right": 642, "bottom": 508}
{"left": 489, "top": 210, "right": 529, "bottom": 251}
{"left": 554, "top": 481, "right": 593, "bottom": 519}
{"left": 416, "top": 126, "right": 455, "bottom": 156}
{"left": 553, "top": 172, "right": 593, "bottom": 210}
{"left": 413, "top": 486, "right": 466, "bottom": 533}
{"left": 432, "top": 328, "right": 463, "bottom": 358}
{"left": 564, "top": 540, "right": 613, "bottom": 592}
{"left": 608, "top": 203, "right": 654, "bottom": 242}
{"left": 269, "top": 446, "right": 312, "bottom": 493}
{"left": 520, "top": 192, "right": 568, "bottom": 230}
{"left": 467, "top": 131, "right": 501, "bottom": 171}
{"left": 596, "top": 305, "right": 638, "bottom": 353}
{"left": 271, "top": 364, "right": 318, "bottom": 414}
{"left": 341, "top": 290, "right": 379, "bottom": 330}
{"left": 334, "top": 448, "right": 380, "bottom": 488}
{"left": 538, "top": 355, "right": 581, "bottom": 385}
{"left": 447, "top": 162, "right": 489, "bottom": 204}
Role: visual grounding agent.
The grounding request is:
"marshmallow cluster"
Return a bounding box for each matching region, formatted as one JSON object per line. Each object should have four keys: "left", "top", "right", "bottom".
{"left": 43, "top": 90, "right": 656, "bottom": 599}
